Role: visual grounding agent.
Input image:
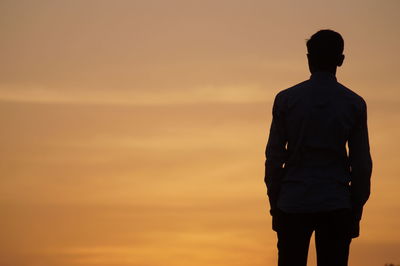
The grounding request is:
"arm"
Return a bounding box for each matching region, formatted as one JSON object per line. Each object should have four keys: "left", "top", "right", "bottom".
{"left": 265, "top": 93, "right": 287, "bottom": 215}
{"left": 348, "top": 99, "right": 372, "bottom": 222}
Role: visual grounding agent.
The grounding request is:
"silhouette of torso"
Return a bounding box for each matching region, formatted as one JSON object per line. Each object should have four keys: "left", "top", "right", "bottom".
{"left": 274, "top": 72, "right": 366, "bottom": 212}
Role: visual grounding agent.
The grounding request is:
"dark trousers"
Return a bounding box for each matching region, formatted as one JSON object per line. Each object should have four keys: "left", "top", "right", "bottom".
{"left": 274, "top": 209, "right": 352, "bottom": 266}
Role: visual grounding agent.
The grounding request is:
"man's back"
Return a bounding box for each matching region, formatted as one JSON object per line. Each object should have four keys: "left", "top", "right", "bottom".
{"left": 269, "top": 71, "right": 371, "bottom": 213}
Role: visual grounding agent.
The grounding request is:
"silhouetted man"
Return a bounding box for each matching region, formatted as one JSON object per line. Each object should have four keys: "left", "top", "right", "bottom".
{"left": 264, "top": 30, "right": 372, "bottom": 266}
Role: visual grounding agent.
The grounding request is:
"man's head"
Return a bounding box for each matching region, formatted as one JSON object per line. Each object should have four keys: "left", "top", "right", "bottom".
{"left": 306, "top": 29, "right": 345, "bottom": 74}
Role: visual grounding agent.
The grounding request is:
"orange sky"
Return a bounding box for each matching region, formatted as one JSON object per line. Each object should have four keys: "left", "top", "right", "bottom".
{"left": 1, "top": 1, "right": 400, "bottom": 266}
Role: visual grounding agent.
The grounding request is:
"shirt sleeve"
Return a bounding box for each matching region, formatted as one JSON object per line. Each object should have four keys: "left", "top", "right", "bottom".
{"left": 265, "top": 92, "right": 288, "bottom": 213}
{"left": 348, "top": 99, "right": 373, "bottom": 220}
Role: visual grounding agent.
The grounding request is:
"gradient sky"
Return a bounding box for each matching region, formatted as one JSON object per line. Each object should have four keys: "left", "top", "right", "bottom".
{"left": 1, "top": 1, "right": 400, "bottom": 266}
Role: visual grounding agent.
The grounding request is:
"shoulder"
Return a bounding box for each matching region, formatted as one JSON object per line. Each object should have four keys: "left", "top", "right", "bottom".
{"left": 337, "top": 82, "right": 367, "bottom": 111}
{"left": 274, "top": 80, "right": 310, "bottom": 103}
{"left": 273, "top": 80, "right": 311, "bottom": 113}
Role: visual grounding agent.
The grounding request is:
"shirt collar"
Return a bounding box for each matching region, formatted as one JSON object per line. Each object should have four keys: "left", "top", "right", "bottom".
{"left": 310, "top": 71, "right": 337, "bottom": 82}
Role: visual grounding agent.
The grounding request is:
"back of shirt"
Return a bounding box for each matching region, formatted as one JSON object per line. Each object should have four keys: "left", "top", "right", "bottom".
{"left": 265, "top": 71, "right": 372, "bottom": 213}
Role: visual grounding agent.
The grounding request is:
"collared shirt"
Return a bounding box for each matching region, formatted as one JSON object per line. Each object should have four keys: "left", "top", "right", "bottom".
{"left": 265, "top": 72, "right": 372, "bottom": 213}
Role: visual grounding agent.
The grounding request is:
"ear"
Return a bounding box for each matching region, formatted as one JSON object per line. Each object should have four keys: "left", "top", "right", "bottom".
{"left": 337, "top": 54, "right": 345, "bottom": 67}
{"left": 307, "top": 53, "right": 314, "bottom": 63}
{"left": 307, "top": 54, "right": 314, "bottom": 73}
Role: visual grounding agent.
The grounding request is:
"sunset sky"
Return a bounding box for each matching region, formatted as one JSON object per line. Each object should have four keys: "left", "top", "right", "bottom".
{"left": 1, "top": 1, "right": 400, "bottom": 265}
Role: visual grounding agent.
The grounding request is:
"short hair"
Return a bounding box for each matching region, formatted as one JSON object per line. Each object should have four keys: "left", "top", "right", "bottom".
{"left": 306, "top": 30, "right": 344, "bottom": 66}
